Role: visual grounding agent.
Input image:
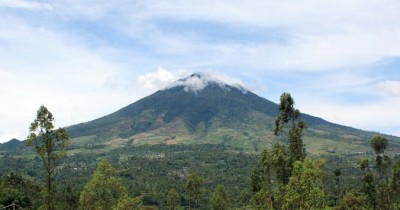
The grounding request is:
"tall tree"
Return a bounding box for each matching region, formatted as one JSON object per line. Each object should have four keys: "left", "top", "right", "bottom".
{"left": 370, "top": 135, "right": 388, "bottom": 156}
{"left": 283, "top": 158, "right": 326, "bottom": 209}
{"left": 209, "top": 185, "right": 230, "bottom": 210}
{"left": 25, "top": 105, "right": 70, "bottom": 210}
{"left": 185, "top": 173, "right": 204, "bottom": 209}
{"left": 274, "top": 93, "right": 306, "bottom": 164}
{"left": 371, "top": 135, "right": 389, "bottom": 172}
{"left": 79, "top": 160, "right": 128, "bottom": 210}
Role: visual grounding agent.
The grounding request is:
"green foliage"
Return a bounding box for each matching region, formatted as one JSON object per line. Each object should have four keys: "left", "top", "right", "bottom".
{"left": 25, "top": 105, "right": 70, "bottom": 210}
{"left": 371, "top": 135, "right": 388, "bottom": 155}
{"left": 2, "top": 90, "right": 400, "bottom": 209}
{"left": 185, "top": 173, "right": 204, "bottom": 209}
{"left": 250, "top": 185, "right": 274, "bottom": 209}
{"left": 113, "top": 196, "right": 141, "bottom": 210}
{"left": 362, "top": 172, "right": 376, "bottom": 209}
{"left": 166, "top": 188, "right": 179, "bottom": 210}
{"left": 391, "top": 160, "right": 400, "bottom": 207}
{"left": 283, "top": 158, "right": 326, "bottom": 210}
{"left": 210, "top": 185, "right": 230, "bottom": 210}
{"left": 339, "top": 192, "right": 368, "bottom": 210}
{"left": 250, "top": 143, "right": 291, "bottom": 209}
{"left": 0, "top": 173, "right": 41, "bottom": 210}
{"left": 274, "top": 92, "right": 306, "bottom": 164}
{"left": 79, "top": 160, "right": 128, "bottom": 210}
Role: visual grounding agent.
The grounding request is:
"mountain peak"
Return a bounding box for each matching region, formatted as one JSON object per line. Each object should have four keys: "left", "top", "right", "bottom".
{"left": 166, "top": 72, "right": 248, "bottom": 93}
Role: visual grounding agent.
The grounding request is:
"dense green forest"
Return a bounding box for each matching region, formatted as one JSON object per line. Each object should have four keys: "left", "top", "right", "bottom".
{"left": 1, "top": 94, "right": 400, "bottom": 209}
{"left": 1, "top": 137, "right": 400, "bottom": 209}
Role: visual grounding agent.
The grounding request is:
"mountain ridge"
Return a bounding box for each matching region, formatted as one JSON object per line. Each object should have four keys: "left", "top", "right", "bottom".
{"left": 2, "top": 73, "right": 399, "bottom": 154}
{"left": 64, "top": 73, "right": 400, "bottom": 153}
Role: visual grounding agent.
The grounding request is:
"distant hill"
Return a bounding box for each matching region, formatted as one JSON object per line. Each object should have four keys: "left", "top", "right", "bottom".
{"left": 0, "top": 138, "right": 24, "bottom": 151}
{"left": 65, "top": 73, "right": 400, "bottom": 154}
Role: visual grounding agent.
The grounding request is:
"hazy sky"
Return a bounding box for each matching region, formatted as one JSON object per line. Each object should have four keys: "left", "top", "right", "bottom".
{"left": 1, "top": 0, "right": 400, "bottom": 143}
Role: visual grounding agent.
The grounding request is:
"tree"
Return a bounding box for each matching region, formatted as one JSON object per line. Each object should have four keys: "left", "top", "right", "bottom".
{"left": 283, "top": 158, "right": 326, "bottom": 209}
{"left": 0, "top": 173, "right": 41, "bottom": 210}
{"left": 167, "top": 188, "right": 179, "bottom": 210}
{"left": 112, "top": 196, "right": 141, "bottom": 210}
{"left": 274, "top": 93, "right": 306, "bottom": 164}
{"left": 209, "top": 185, "right": 230, "bottom": 210}
{"left": 79, "top": 160, "right": 128, "bottom": 210}
{"left": 370, "top": 136, "right": 389, "bottom": 174}
{"left": 251, "top": 143, "right": 290, "bottom": 209}
{"left": 185, "top": 173, "right": 204, "bottom": 209}
{"left": 359, "top": 158, "right": 377, "bottom": 209}
{"left": 25, "top": 105, "right": 70, "bottom": 210}
{"left": 391, "top": 160, "right": 400, "bottom": 208}
{"left": 370, "top": 136, "right": 388, "bottom": 155}
{"left": 333, "top": 167, "right": 342, "bottom": 204}
{"left": 363, "top": 172, "right": 376, "bottom": 209}
{"left": 339, "top": 192, "right": 368, "bottom": 210}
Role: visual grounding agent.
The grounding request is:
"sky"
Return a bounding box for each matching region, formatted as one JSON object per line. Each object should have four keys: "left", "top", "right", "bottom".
{"left": 1, "top": 0, "right": 400, "bottom": 143}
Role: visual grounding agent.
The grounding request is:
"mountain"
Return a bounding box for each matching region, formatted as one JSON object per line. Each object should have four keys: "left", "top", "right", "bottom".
{"left": 0, "top": 138, "right": 24, "bottom": 151}
{"left": 65, "top": 73, "right": 400, "bottom": 154}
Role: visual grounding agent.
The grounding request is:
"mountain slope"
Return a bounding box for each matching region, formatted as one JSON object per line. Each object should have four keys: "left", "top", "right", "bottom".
{"left": 66, "top": 73, "right": 400, "bottom": 153}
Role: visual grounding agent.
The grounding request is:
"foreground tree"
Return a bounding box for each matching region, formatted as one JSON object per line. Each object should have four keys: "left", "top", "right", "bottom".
{"left": 79, "top": 160, "right": 128, "bottom": 210}
{"left": 25, "top": 105, "right": 70, "bottom": 210}
{"left": 250, "top": 143, "right": 290, "bottom": 209}
{"left": 283, "top": 158, "right": 326, "bottom": 209}
{"left": 185, "top": 173, "right": 204, "bottom": 209}
{"left": 251, "top": 93, "right": 307, "bottom": 209}
{"left": 209, "top": 185, "right": 230, "bottom": 210}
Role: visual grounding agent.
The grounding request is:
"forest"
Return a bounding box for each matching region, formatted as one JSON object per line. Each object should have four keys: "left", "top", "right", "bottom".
{"left": 1, "top": 94, "right": 400, "bottom": 209}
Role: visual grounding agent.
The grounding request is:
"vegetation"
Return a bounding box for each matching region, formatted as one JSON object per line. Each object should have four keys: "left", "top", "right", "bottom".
{"left": 79, "top": 160, "right": 129, "bottom": 210}
{"left": 25, "top": 105, "right": 70, "bottom": 210}
{"left": 1, "top": 92, "right": 400, "bottom": 209}
{"left": 210, "top": 184, "right": 230, "bottom": 210}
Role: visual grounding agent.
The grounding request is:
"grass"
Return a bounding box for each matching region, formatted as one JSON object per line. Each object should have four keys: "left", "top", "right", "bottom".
{"left": 70, "top": 135, "right": 97, "bottom": 145}
{"left": 304, "top": 137, "right": 369, "bottom": 155}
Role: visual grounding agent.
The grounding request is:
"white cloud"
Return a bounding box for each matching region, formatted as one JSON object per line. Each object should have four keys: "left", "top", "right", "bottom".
{"left": 10, "top": 0, "right": 400, "bottom": 71}
{"left": 167, "top": 71, "right": 247, "bottom": 93}
{"left": 0, "top": 0, "right": 52, "bottom": 10}
{"left": 376, "top": 80, "right": 400, "bottom": 97}
{"left": 0, "top": 15, "right": 139, "bottom": 143}
{"left": 138, "top": 68, "right": 190, "bottom": 92}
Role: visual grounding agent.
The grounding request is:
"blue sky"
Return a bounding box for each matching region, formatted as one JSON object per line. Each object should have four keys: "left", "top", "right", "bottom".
{"left": 1, "top": 0, "right": 400, "bottom": 142}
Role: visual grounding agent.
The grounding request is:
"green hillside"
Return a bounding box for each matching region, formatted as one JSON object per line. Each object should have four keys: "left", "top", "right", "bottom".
{"left": 63, "top": 73, "right": 400, "bottom": 155}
